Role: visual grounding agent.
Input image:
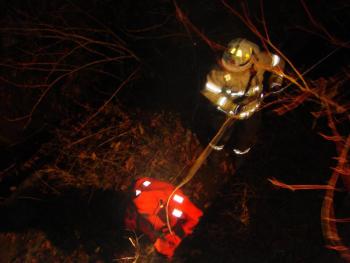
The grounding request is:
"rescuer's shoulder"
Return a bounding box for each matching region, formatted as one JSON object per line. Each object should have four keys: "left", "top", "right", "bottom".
{"left": 255, "top": 51, "right": 272, "bottom": 66}
{"left": 256, "top": 51, "right": 285, "bottom": 72}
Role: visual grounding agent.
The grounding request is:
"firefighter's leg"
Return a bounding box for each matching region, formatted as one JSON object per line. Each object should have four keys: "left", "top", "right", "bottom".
{"left": 192, "top": 97, "right": 213, "bottom": 145}
{"left": 205, "top": 104, "right": 230, "bottom": 151}
{"left": 229, "top": 112, "right": 261, "bottom": 167}
{"left": 193, "top": 97, "right": 227, "bottom": 150}
{"left": 210, "top": 119, "right": 234, "bottom": 151}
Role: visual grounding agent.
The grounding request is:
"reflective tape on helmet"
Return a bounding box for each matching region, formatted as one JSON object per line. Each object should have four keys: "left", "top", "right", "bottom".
{"left": 173, "top": 194, "right": 184, "bottom": 204}
{"left": 236, "top": 49, "right": 243, "bottom": 58}
{"left": 142, "top": 180, "right": 151, "bottom": 187}
{"left": 205, "top": 81, "right": 222, "bottom": 94}
{"left": 229, "top": 47, "right": 236, "bottom": 54}
{"left": 135, "top": 189, "right": 141, "bottom": 196}
{"left": 172, "top": 208, "right": 183, "bottom": 218}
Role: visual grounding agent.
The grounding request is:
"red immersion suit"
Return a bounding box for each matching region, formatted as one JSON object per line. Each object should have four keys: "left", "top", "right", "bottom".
{"left": 124, "top": 177, "right": 203, "bottom": 258}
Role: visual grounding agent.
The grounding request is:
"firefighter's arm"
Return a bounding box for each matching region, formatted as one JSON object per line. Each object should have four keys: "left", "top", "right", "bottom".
{"left": 268, "top": 53, "right": 285, "bottom": 90}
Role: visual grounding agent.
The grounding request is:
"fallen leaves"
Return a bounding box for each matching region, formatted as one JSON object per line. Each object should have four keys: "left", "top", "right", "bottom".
{"left": 124, "top": 156, "right": 135, "bottom": 172}
{"left": 44, "top": 108, "right": 203, "bottom": 192}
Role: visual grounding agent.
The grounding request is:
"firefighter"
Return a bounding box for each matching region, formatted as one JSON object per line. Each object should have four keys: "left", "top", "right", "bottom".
{"left": 124, "top": 177, "right": 203, "bottom": 259}
{"left": 196, "top": 38, "right": 285, "bottom": 161}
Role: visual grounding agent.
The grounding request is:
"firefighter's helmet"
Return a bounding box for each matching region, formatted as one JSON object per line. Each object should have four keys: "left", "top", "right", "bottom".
{"left": 221, "top": 38, "right": 260, "bottom": 72}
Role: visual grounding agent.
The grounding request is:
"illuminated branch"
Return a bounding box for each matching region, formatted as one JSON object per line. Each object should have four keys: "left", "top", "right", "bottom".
{"left": 268, "top": 178, "right": 340, "bottom": 191}
{"left": 173, "top": 0, "right": 224, "bottom": 52}
{"left": 75, "top": 66, "right": 140, "bottom": 133}
{"left": 0, "top": 9, "right": 139, "bottom": 129}
{"left": 321, "top": 135, "right": 350, "bottom": 261}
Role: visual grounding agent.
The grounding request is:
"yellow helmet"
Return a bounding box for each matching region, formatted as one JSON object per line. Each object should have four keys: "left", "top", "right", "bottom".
{"left": 221, "top": 38, "right": 260, "bottom": 72}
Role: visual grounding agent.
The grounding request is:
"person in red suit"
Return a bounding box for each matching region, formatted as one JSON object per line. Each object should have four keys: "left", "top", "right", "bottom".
{"left": 124, "top": 177, "right": 203, "bottom": 258}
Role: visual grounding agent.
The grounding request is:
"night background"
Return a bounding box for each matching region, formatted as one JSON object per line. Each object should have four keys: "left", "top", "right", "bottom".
{"left": 0, "top": 0, "right": 350, "bottom": 262}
